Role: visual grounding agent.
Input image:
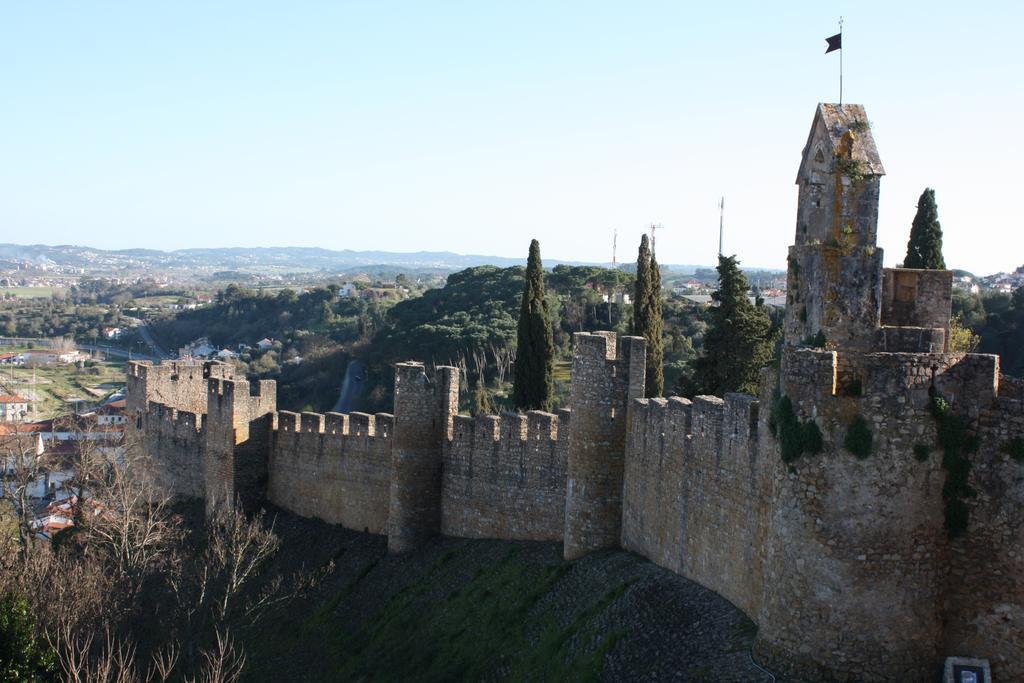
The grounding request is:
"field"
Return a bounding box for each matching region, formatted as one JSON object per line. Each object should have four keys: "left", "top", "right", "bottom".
{"left": 0, "top": 286, "right": 62, "bottom": 299}
{"left": 0, "top": 353, "right": 127, "bottom": 418}
{"left": 132, "top": 295, "right": 187, "bottom": 306}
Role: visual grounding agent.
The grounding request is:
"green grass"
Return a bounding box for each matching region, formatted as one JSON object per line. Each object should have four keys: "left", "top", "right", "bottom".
{"left": 553, "top": 360, "right": 572, "bottom": 384}
{"left": 245, "top": 544, "right": 634, "bottom": 683}
{"left": 132, "top": 295, "right": 184, "bottom": 306}
{"left": 0, "top": 359, "right": 126, "bottom": 418}
{"left": 0, "top": 287, "right": 62, "bottom": 299}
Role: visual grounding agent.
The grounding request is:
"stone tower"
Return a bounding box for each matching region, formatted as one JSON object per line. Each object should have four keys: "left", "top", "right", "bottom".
{"left": 203, "top": 375, "right": 276, "bottom": 515}
{"left": 387, "top": 362, "right": 459, "bottom": 553}
{"left": 784, "top": 103, "right": 885, "bottom": 351}
{"left": 563, "top": 332, "right": 645, "bottom": 560}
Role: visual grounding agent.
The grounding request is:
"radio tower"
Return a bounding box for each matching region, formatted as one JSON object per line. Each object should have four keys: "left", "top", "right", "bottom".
{"left": 612, "top": 229, "right": 617, "bottom": 267}
{"left": 718, "top": 197, "right": 725, "bottom": 257}
{"left": 650, "top": 223, "right": 663, "bottom": 254}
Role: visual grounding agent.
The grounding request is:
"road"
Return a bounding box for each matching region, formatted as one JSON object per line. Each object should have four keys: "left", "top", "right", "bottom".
{"left": 0, "top": 334, "right": 168, "bottom": 363}
{"left": 331, "top": 359, "right": 366, "bottom": 413}
{"left": 134, "top": 323, "right": 172, "bottom": 360}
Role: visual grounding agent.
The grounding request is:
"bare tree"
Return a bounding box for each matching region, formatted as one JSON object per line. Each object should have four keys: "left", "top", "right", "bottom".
{"left": 490, "top": 343, "right": 515, "bottom": 387}
{"left": 0, "top": 425, "right": 49, "bottom": 555}
{"left": 471, "top": 346, "right": 488, "bottom": 389}
{"left": 53, "top": 335, "right": 78, "bottom": 355}
{"left": 193, "top": 629, "right": 245, "bottom": 683}
{"left": 83, "top": 432, "right": 182, "bottom": 591}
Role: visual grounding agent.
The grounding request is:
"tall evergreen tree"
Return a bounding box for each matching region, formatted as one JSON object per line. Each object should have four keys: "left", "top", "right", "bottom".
{"left": 693, "top": 255, "right": 773, "bottom": 396}
{"left": 632, "top": 235, "right": 664, "bottom": 397}
{"left": 633, "top": 235, "right": 652, "bottom": 337}
{"left": 904, "top": 188, "right": 946, "bottom": 269}
{"left": 512, "top": 239, "right": 554, "bottom": 411}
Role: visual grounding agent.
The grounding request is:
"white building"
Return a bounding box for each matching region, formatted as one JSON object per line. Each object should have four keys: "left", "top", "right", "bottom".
{"left": 0, "top": 395, "right": 29, "bottom": 422}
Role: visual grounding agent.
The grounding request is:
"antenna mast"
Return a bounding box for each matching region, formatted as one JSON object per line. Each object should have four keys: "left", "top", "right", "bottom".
{"left": 718, "top": 197, "right": 725, "bottom": 257}
{"left": 612, "top": 229, "right": 617, "bottom": 266}
{"left": 650, "top": 223, "right": 663, "bottom": 255}
{"left": 839, "top": 16, "right": 844, "bottom": 105}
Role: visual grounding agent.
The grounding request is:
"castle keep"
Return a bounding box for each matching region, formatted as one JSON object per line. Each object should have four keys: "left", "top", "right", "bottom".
{"left": 128, "top": 104, "right": 1024, "bottom": 681}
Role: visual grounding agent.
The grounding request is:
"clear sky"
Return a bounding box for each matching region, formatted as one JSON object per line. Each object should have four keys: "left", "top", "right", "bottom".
{"left": 3, "top": 2, "right": 1022, "bottom": 274}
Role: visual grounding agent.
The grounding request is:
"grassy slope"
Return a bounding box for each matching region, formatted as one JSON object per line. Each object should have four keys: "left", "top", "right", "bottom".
{"left": 241, "top": 507, "right": 767, "bottom": 682}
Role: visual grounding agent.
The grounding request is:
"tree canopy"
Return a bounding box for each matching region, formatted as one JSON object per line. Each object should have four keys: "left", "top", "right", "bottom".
{"left": 904, "top": 188, "right": 946, "bottom": 269}
{"left": 693, "top": 255, "right": 774, "bottom": 395}
{"left": 512, "top": 240, "right": 554, "bottom": 411}
{"left": 632, "top": 235, "right": 664, "bottom": 397}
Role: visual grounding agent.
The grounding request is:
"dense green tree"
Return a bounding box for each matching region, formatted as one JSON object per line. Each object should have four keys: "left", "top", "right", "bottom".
{"left": 632, "top": 235, "right": 664, "bottom": 397}
{"left": 693, "top": 255, "right": 773, "bottom": 396}
{"left": 904, "top": 188, "right": 946, "bottom": 269}
{"left": 512, "top": 240, "right": 554, "bottom": 411}
{"left": 0, "top": 592, "right": 57, "bottom": 681}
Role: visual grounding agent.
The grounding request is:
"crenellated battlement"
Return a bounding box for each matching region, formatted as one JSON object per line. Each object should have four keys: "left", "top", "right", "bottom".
{"left": 442, "top": 405, "right": 570, "bottom": 542}
{"left": 147, "top": 401, "right": 204, "bottom": 433}
{"left": 127, "top": 359, "right": 236, "bottom": 415}
{"left": 781, "top": 346, "right": 1002, "bottom": 420}
{"left": 448, "top": 409, "right": 568, "bottom": 445}
{"left": 274, "top": 409, "right": 395, "bottom": 440}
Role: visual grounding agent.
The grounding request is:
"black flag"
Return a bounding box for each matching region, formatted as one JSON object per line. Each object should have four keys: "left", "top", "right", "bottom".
{"left": 825, "top": 33, "right": 842, "bottom": 53}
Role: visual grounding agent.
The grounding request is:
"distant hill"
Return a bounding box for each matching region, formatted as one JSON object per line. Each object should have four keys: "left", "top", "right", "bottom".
{"left": 0, "top": 243, "right": 725, "bottom": 275}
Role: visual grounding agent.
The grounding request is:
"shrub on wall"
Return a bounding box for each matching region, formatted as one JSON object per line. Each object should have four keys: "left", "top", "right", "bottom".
{"left": 801, "top": 331, "right": 827, "bottom": 349}
{"left": 769, "top": 392, "right": 824, "bottom": 464}
{"left": 844, "top": 415, "right": 873, "bottom": 459}
{"left": 1002, "top": 437, "right": 1024, "bottom": 463}
{"left": 929, "top": 389, "right": 978, "bottom": 538}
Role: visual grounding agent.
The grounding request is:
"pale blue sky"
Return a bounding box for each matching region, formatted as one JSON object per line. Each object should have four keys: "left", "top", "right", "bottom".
{"left": 3, "top": 2, "right": 1022, "bottom": 273}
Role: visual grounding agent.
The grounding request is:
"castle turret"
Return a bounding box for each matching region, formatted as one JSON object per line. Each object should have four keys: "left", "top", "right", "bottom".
{"left": 785, "top": 103, "right": 885, "bottom": 351}
{"left": 387, "top": 362, "right": 459, "bottom": 553}
{"left": 204, "top": 376, "right": 276, "bottom": 514}
{"left": 563, "top": 332, "right": 645, "bottom": 560}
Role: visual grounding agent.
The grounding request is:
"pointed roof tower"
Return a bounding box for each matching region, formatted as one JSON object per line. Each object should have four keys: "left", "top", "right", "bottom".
{"left": 796, "top": 103, "right": 884, "bottom": 185}
{"left": 785, "top": 103, "right": 886, "bottom": 352}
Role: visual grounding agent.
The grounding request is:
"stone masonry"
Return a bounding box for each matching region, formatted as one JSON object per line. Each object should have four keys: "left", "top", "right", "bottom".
{"left": 129, "top": 103, "right": 1024, "bottom": 681}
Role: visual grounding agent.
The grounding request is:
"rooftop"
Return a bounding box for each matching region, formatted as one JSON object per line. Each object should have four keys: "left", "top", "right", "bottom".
{"left": 797, "top": 103, "right": 885, "bottom": 182}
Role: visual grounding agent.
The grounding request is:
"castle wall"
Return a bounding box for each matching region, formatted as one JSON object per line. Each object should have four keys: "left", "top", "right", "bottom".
{"left": 621, "top": 392, "right": 771, "bottom": 619}
{"left": 127, "top": 360, "right": 234, "bottom": 415}
{"left": 784, "top": 245, "right": 883, "bottom": 351}
{"left": 267, "top": 411, "right": 394, "bottom": 533}
{"left": 137, "top": 401, "right": 206, "bottom": 499}
{"left": 203, "top": 376, "right": 277, "bottom": 514}
{"left": 754, "top": 348, "right": 1020, "bottom": 681}
{"left": 440, "top": 409, "right": 569, "bottom": 541}
{"left": 387, "top": 363, "right": 459, "bottom": 552}
{"left": 942, "top": 371, "right": 1024, "bottom": 679}
{"left": 563, "top": 332, "right": 645, "bottom": 560}
{"left": 881, "top": 268, "right": 953, "bottom": 344}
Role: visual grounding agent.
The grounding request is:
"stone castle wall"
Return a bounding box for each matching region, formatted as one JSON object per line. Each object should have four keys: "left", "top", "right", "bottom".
{"left": 563, "top": 332, "right": 645, "bottom": 560}
{"left": 746, "top": 348, "right": 1022, "bottom": 681}
{"left": 440, "top": 409, "right": 570, "bottom": 541}
{"left": 202, "top": 376, "right": 276, "bottom": 513}
{"left": 267, "top": 411, "right": 394, "bottom": 533}
{"left": 620, "top": 392, "right": 771, "bottom": 620}
{"left": 137, "top": 401, "right": 207, "bottom": 499}
{"left": 945, "top": 370, "right": 1024, "bottom": 676}
{"left": 881, "top": 267, "right": 953, "bottom": 339}
{"left": 129, "top": 342, "right": 1024, "bottom": 681}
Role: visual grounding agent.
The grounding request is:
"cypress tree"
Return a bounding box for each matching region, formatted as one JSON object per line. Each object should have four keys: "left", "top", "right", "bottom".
{"left": 633, "top": 235, "right": 652, "bottom": 338}
{"left": 693, "top": 255, "right": 773, "bottom": 396}
{"left": 632, "top": 235, "right": 664, "bottom": 397}
{"left": 512, "top": 239, "right": 554, "bottom": 411}
{"left": 904, "top": 188, "right": 946, "bottom": 269}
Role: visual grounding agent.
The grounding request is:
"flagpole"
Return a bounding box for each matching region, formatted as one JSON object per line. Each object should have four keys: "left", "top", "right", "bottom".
{"left": 839, "top": 16, "right": 844, "bottom": 105}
